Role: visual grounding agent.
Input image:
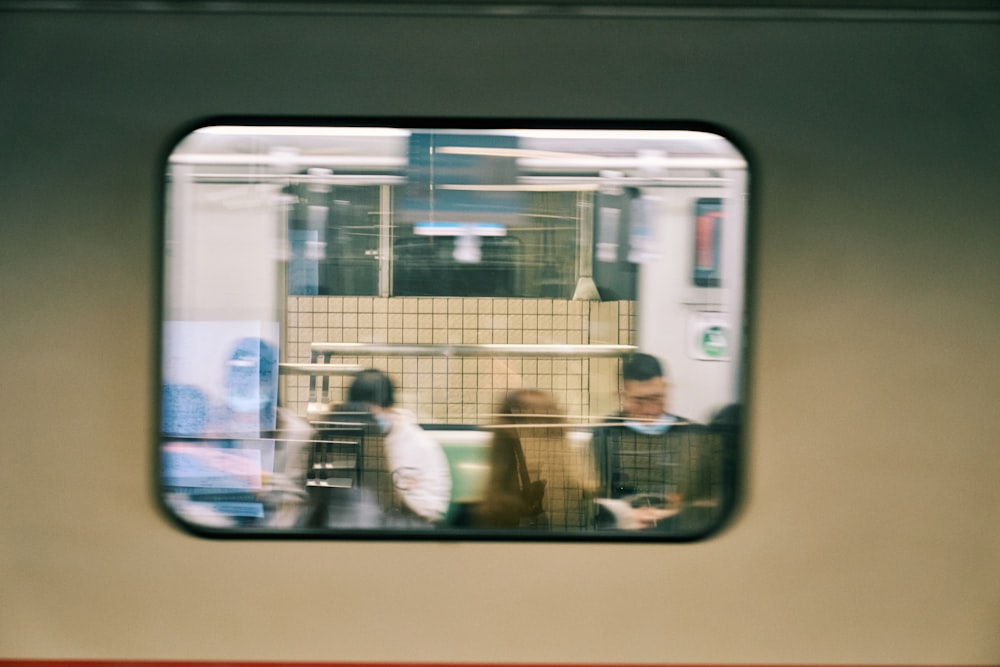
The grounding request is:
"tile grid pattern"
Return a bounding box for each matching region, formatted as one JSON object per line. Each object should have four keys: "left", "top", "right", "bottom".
{"left": 284, "top": 297, "right": 635, "bottom": 425}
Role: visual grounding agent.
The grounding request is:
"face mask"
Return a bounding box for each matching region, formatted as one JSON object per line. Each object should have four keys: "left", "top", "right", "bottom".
{"left": 624, "top": 415, "right": 674, "bottom": 436}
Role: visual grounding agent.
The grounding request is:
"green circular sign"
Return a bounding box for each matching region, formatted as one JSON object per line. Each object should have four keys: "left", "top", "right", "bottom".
{"left": 701, "top": 325, "right": 729, "bottom": 358}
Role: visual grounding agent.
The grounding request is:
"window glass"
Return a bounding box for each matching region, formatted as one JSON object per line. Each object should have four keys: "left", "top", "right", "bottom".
{"left": 161, "top": 123, "right": 748, "bottom": 539}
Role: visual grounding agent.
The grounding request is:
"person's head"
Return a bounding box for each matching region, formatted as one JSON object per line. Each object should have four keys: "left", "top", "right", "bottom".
{"left": 496, "top": 388, "right": 564, "bottom": 440}
{"left": 620, "top": 353, "right": 669, "bottom": 421}
{"left": 498, "top": 388, "right": 563, "bottom": 423}
{"left": 348, "top": 369, "right": 395, "bottom": 410}
{"left": 224, "top": 337, "right": 278, "bottom": 418}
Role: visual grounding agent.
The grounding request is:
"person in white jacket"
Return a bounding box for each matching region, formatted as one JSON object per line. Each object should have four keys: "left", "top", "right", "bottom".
{"left": 348, "top": 369, "right": 452, "bottom": 523}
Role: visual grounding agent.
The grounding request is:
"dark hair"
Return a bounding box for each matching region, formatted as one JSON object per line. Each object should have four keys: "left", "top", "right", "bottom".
{"left": 348, "top": 369, "right": 395, "bottom": 408}
{"left": 621, "top": 353, "right": 665, "bottom": 382}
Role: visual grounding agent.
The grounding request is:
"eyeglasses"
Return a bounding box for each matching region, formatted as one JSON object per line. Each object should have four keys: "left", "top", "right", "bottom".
{"left": 623, "top": 394, "right": 666, "bottom": 406}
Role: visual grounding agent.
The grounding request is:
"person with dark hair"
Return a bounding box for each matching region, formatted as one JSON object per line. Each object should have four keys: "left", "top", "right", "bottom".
{"left": 347, "top": 369, "right": 452, "bottom": 524}
{"left": 621, "top": 352, "right": 664, "bottom": 384}
{"left": 592, "top": 352, "right": 716, "bottom": 532}
{"left": 347, "top": 369, "right": 395, "bottom": 412}
{"left": 617, "top": 352, "right": 674, "bottom": 435}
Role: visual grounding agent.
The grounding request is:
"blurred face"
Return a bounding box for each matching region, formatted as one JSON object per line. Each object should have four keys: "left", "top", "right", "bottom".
{"left": 621, "top": 377, "right": 668, "bottom": 421}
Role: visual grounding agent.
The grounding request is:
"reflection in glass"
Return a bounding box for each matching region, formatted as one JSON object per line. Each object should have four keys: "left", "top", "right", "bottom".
{"left": 161, "top": 125, "right": 748, "bottom": 539}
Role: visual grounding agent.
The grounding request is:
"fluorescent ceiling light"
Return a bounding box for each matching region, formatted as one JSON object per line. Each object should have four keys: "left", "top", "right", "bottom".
{"left": 193, "top": 126, "right": 412, "bottom": 137}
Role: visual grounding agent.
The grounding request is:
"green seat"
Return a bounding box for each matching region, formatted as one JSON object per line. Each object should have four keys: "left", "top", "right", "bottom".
{"left": 424, "top": 429, "right": 492, "bottom": 525}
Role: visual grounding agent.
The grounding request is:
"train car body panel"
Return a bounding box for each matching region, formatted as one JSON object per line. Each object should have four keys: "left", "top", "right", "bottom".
{"left": 1, "top": 2, "right": 998, "bottom": 664}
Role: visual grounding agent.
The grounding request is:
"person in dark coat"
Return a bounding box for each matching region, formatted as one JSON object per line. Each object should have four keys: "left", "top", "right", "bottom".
{"left": 592, "top": 353, "right": 719, "bottom": 533}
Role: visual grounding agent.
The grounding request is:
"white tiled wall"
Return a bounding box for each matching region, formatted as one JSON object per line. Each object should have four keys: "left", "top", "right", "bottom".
{"left": 283, "top": 297, "right": 635, "bottom": 425}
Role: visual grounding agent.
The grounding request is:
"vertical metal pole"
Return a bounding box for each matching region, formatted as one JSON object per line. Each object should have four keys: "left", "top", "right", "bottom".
{"left": 722, "top": 168, "right": 749, "bottom": 403}
{"left": 378, "top": 183, "right": 393, "bottom": 297}
{"left": 573, "top": 189, "right": 600, "bottom": 300}
{"left": 276, "top": 180, "right": 291, "bottom": 403}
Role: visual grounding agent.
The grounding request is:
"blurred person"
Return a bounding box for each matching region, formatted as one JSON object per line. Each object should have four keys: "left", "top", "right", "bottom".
{"left": 592, "top": 352, "right": 716, "bottom": 532}
{"left": 474, "top": 388, "right": 598, "bottom": 530}
{"left": 707, "top": 402, "right": 741, "bottom": 519}
{"left": 162, "top": 338, "right": 313, "bottom": 529}
{"left": 259, "top": 406, "right": 314, "bottom": 528}
{"left": 216, "top": 336, "right": 280, "bottom": 435}
{"left": 221, "top": 337, "right": 315, "bottom": 528}
{"left": 347, "top": 369, "right": 452, "bottom": 524}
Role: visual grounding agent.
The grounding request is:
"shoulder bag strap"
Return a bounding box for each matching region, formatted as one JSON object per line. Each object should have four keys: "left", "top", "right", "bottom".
{"left": 511, "top": 430, "right": 532, "bottom": 492}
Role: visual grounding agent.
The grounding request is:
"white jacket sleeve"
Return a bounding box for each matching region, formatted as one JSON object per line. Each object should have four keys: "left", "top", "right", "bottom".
{"left": 383, "top": 410, "right": 452, "bottom": 522}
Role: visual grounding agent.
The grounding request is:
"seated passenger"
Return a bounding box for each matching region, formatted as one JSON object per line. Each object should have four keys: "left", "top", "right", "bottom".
{"left": 161, "top": 339, "right": 313, "bottom": 529}
{"left": 592, "top": 353, "right": 718, "bottom": 533}
{"left": 474, "top": 388, "right": 597, "bottom": 531}
{"left": 347, "top": 369, "right": 452, "bottom": 525}
{"left": 224, "top": 338, "right": 313, "bottom": 528}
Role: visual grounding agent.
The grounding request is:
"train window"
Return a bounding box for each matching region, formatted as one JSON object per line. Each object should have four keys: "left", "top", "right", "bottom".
{"left": 160, "top": 123, "right": 749, "bottom": 540}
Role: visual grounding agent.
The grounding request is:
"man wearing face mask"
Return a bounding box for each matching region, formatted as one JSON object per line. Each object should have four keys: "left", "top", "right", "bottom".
{"left": 592, "top": 353, "right": 712, "bottom": 532}
{"left": 347, "top": 369, "right": 452, "bottom": 525}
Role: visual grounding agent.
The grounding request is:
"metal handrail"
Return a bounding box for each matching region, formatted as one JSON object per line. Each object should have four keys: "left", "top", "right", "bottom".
{"left": 294, "top": 342, "right": 636, "bottom": 415}
{"left": 310, "top": 342, "right": 636, "bottom": 358}
{"left": 279, "top": 363, "right": 364, "bottom": 376}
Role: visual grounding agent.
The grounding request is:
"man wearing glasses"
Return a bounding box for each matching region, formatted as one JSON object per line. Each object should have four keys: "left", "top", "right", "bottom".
{"left": 592, "top": 353, "right": 717, "bottom": 533}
